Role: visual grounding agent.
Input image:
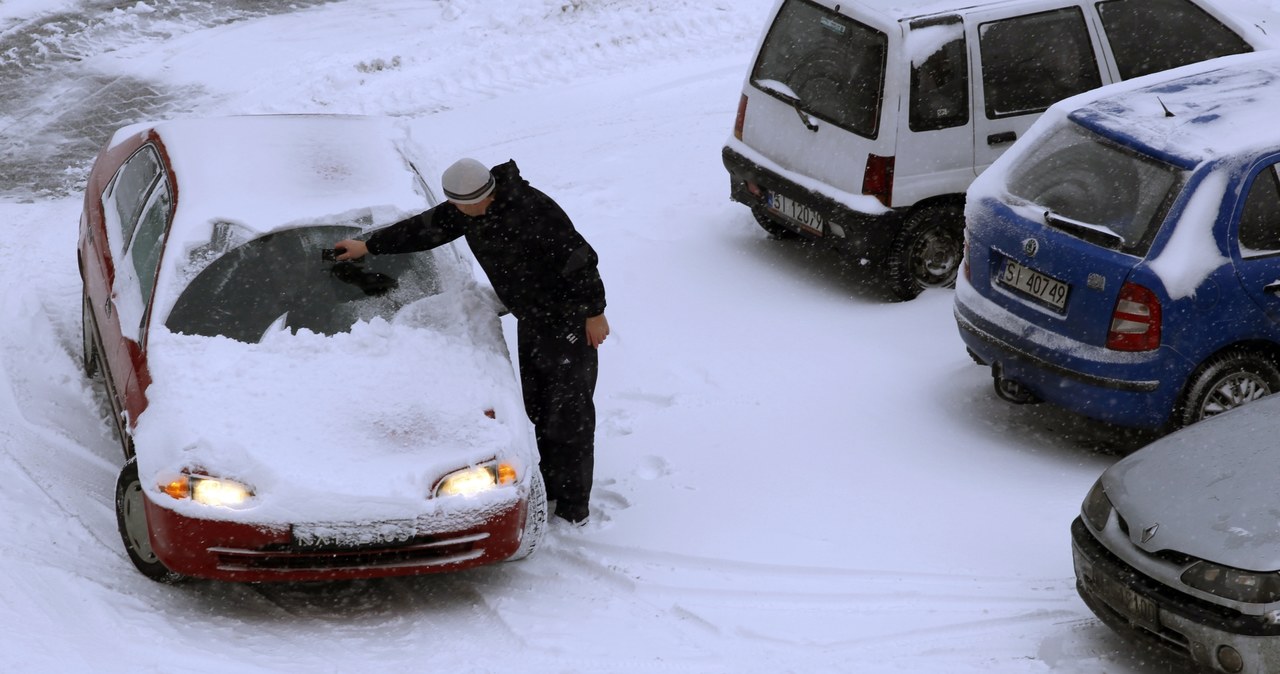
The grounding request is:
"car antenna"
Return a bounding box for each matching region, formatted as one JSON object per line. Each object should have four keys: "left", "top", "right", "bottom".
{"left": 1156, "top": 96, "right": 1175, "bottom": 118}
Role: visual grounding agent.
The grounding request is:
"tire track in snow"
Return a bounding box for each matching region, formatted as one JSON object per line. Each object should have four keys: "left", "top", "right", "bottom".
{"left": 0, "top": 0, "right": 341, "bottom": 199}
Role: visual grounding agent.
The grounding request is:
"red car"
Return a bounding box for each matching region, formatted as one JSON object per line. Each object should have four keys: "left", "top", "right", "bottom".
{"left": 78, "top": 115, "right": 545, "bottom": 583}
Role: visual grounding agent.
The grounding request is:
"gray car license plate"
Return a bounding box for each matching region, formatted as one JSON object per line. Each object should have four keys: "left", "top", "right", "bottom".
{"left": 1095, "top": 574, "right": 1160, "bottom": 632}
{"left": 767, "top": 191, "right": 824, "bottom": 235}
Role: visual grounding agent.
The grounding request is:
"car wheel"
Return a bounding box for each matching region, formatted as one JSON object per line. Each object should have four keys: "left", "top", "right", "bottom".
{"left": 886, "top": 203, "right": 965, "bottom": 301}
{"left": 82, "top": 293, "right": 100, "bottom": 379}
{"left": 750, "top": 205, "right": 799, "bottom": 240}
{"left": 1179, "top": 350, "right": 1280, "bottom": 427}
{"left": 508, "top": 470, "right": 548, "bottom": 562}
{"left": 115, "top": 458, "right": 185, "bottom": 584}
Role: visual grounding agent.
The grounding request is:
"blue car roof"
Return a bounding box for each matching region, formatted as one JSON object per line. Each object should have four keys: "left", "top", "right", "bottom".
{"left": 1064, "top": 52, "right": 1280, "bottom": 170}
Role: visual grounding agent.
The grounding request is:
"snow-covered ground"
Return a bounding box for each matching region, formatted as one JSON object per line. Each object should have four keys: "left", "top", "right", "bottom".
{"left": 3, "top": 1, "right": 1277, "bottom": 672}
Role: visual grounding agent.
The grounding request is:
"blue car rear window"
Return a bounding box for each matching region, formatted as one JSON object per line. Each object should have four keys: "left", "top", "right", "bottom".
{"left": 1005, "top": 124, "right": 1183, "bottom": 255}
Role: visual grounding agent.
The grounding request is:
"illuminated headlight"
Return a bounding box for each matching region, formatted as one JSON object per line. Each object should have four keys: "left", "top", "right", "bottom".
{"left": 434, "top": 462, "right": 517, "bottom": 498}
{"left": 160, "top": 473, "right": 255, "bottom": 508}
{"left": 1181, "top": 561, "right": 1280, "bottom": 604}
{"left": 1081, "top": 478, "right": 1112, "bottom": 532}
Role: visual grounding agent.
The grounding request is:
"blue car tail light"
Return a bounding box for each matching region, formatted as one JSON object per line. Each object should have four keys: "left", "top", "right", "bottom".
{"left": 1107, "top": 281, "right": 1162, "bottom": 351}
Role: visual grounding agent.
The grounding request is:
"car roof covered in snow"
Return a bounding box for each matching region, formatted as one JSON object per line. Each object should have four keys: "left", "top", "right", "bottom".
{"left": 117, "top": 114, "right": 435, "bottom": 239}
{"left": 110, "top": 114, "right": 437, "bottom": 329}
{"left": 1064, "top": 51, "right": 1280, "bottom": 169}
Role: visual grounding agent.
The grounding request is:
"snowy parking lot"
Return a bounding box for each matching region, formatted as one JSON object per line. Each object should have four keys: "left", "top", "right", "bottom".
{"left": 4, "top": 1, "right": 1276, "bottom": 672}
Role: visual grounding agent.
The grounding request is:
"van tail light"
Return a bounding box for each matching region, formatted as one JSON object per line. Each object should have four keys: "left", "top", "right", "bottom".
{"left": 862, "top": 154, "right": 895, "bottom": 207}
{"left": 734, "top": 95, "right": 748, "bottom": 140}
{"left": 1107, "top": 281, "right": 1161, "bottom": 351}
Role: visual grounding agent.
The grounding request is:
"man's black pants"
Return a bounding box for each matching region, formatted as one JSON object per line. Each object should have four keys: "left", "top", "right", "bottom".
{"left": 517, "top": 317, "right": 598, "bottom": 522}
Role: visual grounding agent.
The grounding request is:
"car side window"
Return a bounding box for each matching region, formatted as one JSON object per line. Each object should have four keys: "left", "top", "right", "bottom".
{"left": 908, "top": 16, "right": 969, "bottom": 132}
{"left": 103, "top": 146, "right": 163, "bottom": 252}
{"left": 1096, "top": 0, "right": 1251, "bottom": 80}
{"left": 129, "top": 178, "right": 172, "bottom": 329}
{"left": 1239, "top": 165, "right": 1280, "bottom": 257}
{"left": 978, "top": 7, "right": 1101, "bottom": 119}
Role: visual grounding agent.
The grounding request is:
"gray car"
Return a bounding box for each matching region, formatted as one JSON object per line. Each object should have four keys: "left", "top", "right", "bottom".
{"left": 1072, "top": 396, "right": 1280, "bottom": 673}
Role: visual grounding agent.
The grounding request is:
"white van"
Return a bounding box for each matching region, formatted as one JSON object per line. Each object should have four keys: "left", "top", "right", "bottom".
{"left": 723, "top": 0, "right": 1268, "bottom": 299}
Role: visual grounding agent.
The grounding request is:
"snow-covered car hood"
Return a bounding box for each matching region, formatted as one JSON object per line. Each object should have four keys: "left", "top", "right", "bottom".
{"left": 1104, "top": 397, "right": 1280, "bottom": 572}
{"left": 132, "top": 283, "right": 536, "bottom": 526}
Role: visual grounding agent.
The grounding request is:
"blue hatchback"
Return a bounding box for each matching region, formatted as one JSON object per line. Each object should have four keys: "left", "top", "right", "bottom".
{"left": 955, "top": 52, "right": 1280, "bottom": 430}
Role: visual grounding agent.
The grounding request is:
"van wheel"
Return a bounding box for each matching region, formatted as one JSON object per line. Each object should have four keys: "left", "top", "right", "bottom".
{"left": 750, "top": 206, "right": 799, "bottom": 240}
{"left": 1179, "top": 351, "right": 1280, "bottom": 427}
{"left": 886, "top": 204, "right": 964, "bottom": 301}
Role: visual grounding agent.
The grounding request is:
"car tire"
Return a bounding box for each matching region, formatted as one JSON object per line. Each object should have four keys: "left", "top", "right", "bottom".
{"left": 115, "top": 458, "right": 186, "bottom": 584}
{"left": 82, "top": 293, "right": 100, "bottom": 379}
{"left": 1179, "top": 350, "right": 1280, "bottom": 427}
{"left": 508, "top": 470, "right": 548, "bottom": 562}
{"left": 750, "top": 205, "right": 799, "bottom": 240}
{"left": 886, "top": 203, "right": 965, "bottom": 301}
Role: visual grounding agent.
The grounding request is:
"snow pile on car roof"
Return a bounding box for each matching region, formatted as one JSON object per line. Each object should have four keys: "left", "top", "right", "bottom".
{"left": 1068, "top": 51, "right": 1280, "bottom": 167}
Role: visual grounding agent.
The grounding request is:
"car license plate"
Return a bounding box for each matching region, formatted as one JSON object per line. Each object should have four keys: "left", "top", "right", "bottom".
{"left": 767, "top": 191, "right": 824, "bottom": 235}
{"left": 1094, "top": 574, "right": 1161, "bottom": 633}
{"left": 997, "top": 257, "right": 1069, "bottom": 312}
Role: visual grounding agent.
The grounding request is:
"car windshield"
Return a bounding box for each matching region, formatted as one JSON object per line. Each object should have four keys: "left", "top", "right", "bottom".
{"left": 166, "top": 225, "right": 441, "bottom": 343}
{"left": 751, "top": 0, "right": 887, "bottom": 138}
{"left": 1005, "top": 124, "right": 1182, "bottom": 255}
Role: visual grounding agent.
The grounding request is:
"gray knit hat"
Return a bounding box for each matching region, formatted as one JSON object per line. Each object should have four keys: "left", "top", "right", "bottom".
{"left": 441, "top": 158, "right": 496, "bottom": 204}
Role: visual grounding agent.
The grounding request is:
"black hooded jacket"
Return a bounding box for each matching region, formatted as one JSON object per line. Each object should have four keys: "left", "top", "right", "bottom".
{"left": 365, "top": 160, "right": 606, "bottom": 323}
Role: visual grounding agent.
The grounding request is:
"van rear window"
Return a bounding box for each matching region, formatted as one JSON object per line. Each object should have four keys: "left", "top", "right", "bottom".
{"left": 751, "top": 0, "right": 887, "bottom": 139}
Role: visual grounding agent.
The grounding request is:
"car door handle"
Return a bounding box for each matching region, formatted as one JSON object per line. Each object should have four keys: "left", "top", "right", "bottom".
{"left": 987, "top": 131, "right": 1017, "bottom": 146}
{"left": 104, "top": 295, "right": 114, "bottom": 318}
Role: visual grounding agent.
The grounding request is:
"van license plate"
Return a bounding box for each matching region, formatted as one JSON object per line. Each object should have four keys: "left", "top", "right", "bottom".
{"left": 997, "top": 258, "right": 1069, "bottom": 312}
{"left": 767, "top": 192, "right": 824, "bottom": 235}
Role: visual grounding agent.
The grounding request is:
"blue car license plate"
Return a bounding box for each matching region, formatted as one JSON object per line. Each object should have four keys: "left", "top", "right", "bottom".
{"left": 997, "top": 257, "right": 1069, "bottom": 312}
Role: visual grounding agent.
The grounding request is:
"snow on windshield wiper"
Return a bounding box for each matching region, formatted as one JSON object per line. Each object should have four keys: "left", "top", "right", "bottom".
{"left": 756, "top": 79, "right": 819, "bottom": 132}
{"left": 1044, "top": 210, "right": 1125, "bottom": 249}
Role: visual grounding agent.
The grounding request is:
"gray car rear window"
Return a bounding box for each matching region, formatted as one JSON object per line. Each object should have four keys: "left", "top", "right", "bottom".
{"left": 751, "top": 0, "right": 887, "bottom": 139}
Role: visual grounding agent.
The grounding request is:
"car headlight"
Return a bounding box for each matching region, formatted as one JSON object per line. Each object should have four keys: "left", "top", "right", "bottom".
{"left": 434, "top": 461, "right": 517, "bottom": 498}
{"left": 1081, "top": 477, "right": 1112, "bottom": 531}
{"left": 1181, "top": 561, "right": 1280, "bottom": 604}
{"left": 159, "top": 473, "right": 255, "bottom": 508}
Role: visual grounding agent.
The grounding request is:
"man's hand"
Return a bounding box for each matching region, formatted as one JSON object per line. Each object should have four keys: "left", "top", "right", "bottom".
{"left": 334, "top": 239, "right": 368, "bottom": 261}
{"left": 586, "top": 313, "right": 610, "bottom": 348}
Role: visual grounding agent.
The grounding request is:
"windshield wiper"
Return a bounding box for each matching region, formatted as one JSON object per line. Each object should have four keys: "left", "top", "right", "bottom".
{"left": 1044, "top": 210, "right": 1125, "bottom": 249}
{"left": 757, "top": 80, "right": 819, "bottom": 132}
{"left": 790, "top": 98, "right": 819, "bottom": 132}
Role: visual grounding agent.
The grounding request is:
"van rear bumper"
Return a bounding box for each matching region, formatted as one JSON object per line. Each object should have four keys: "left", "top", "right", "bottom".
{"left": 722, "top": 144, "right": 899, "bottom": 255}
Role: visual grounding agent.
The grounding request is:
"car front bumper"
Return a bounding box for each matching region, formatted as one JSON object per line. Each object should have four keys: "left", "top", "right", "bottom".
{"left": 953, "top": 276, "right": 1184, "bottom": 429}
{"left": 721, "top": 142, "right": 899, "bottom": 255}
{"left": 144, "top": 493, "right": 528, "bottom": 582}
{"left": 1072, "top": 517, "right": 1280, "bottom": 674}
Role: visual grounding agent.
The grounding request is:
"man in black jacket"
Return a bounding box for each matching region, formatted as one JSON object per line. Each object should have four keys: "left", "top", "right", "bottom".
{"left": 334, "top": 158, "right": 609, "bottom": 525}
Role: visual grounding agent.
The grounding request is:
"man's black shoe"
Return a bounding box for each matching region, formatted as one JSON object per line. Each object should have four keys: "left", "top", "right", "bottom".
{"left": 555, "top": 503, "right": 589, "bottom": 525}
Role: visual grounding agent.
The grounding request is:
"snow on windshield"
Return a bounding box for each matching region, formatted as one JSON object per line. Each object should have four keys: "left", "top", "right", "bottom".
{"left": 152, "top": 116, "right": 436, "bottom": 330}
